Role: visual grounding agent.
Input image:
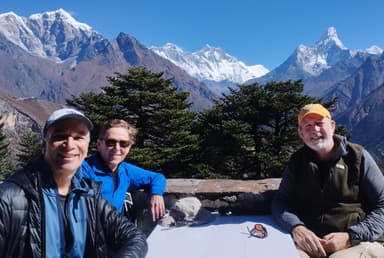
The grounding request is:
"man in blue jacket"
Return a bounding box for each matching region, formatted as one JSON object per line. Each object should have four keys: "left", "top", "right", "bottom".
{"left": 0, "top": 108, "right": 147, "bottom": 257}
{"left": 82, "top": 119, "right": 166, "bottom": 224}
{"left": 272, "top": 104, "right": 384, "bottom": 258}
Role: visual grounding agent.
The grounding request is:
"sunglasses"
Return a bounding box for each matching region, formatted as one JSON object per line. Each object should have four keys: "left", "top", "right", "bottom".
{"left": 247, "top": 223, "right": 268, "bottom": 238}
{"left": 103, "top": 139, "right": 131, "bottom": 148}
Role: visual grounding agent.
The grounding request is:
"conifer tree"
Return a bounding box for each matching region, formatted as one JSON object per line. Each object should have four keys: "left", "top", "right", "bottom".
{"left": 195, "top": 80, "right": 321, "bottom": 179}
{"left": 17, "top": 131, "right": 42, "bottom": 168}
{"left": 68, "top": 67, "right": 199, "bottom": 178}
{"left": 0, "top": 118, "right": 12, "bottom": 181}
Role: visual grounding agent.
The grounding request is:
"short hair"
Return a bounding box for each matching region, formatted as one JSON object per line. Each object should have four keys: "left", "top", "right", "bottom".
{"left": 98, "top": 119, "right": 138, "bottom": 145}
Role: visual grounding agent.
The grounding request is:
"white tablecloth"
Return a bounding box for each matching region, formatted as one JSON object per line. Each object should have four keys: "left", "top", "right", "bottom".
{"left": 146, "top": 214, "right": 299, "bottom": 258}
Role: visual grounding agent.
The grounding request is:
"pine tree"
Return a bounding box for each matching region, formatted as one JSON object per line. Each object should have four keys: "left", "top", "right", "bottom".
{"left": 0, "top": 118, "right": 12, "bottom": 181}
{"left": 68, "top": 67, "right": 199, "bottom": 178}
{"left": 195, "top": 80, "right": 321, "bottom": 179}
{"left": 17, "top": 131, "right": 42, "bottom": 168}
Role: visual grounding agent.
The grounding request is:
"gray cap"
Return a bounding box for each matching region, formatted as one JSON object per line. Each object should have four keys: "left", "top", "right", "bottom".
{"left": 43, "top": 108, "right": 93, "bottom": 136}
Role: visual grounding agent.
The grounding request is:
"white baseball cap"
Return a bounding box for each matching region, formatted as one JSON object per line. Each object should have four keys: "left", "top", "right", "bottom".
{"left": 43, "top": 108, "right": 93, "bottom": 136}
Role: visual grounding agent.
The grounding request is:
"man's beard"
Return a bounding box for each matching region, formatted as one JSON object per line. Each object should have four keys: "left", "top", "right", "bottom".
{"left": 306, "top": 134, "right": 333, "bottom": 152}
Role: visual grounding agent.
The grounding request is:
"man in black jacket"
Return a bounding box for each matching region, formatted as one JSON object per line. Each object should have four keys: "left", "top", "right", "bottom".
{"left": 0, "top": 108, "right": 148, "bottom": 258}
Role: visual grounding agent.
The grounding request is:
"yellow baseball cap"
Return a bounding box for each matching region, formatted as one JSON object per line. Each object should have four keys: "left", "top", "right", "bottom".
{"left": 297, "top": 104, "right": 331, "bottom": 124}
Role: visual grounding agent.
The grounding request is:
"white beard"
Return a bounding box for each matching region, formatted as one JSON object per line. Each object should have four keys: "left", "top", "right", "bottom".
{"left": 306, "top": 134, "right": 333, "bottom": 152}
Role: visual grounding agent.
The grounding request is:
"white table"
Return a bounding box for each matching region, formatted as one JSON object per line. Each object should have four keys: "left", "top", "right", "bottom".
{"left": 147, "top": 214, "right": 299, "bottom": 258}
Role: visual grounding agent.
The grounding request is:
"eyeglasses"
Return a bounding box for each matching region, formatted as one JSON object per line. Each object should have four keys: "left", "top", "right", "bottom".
{"left": 102, "top": 139, "right": 131, "bottom": 148}
{"left": 247, "top": 223, "right": 268, "bottom": 238}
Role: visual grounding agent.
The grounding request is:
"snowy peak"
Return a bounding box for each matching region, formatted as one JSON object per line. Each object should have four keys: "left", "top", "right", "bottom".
{"left": 196, "top": 44, "right": 236, "bottom": 63}
{"left": 27, "top": 9, "right": 98, "bottom": 60}
{"left": 0, "top": 11, "right": 45, "bottom": 56}
{"left": 162, "top": 42, "right": 184, "bottom": 53}
{"left": 153, "top": 43, "right": 189, "bottom": 64}
{"left": 252, "top": 26, "right": 384, "bottom": 98}
{"left": 151, "top": 43, "right": 269, "bottom": 84}
{"left": 315, "top": 27, "right": 346, "bottom": 51}
{"left": 365, "top": 45, "right": 383, "bottom": 55}
{"left": 294, "top": 27, "right": 351, "bottom": 75}
{"left": 29, "top": 8, "right": 92, "bottom": 33}
{"left": 0, "top": 9, "right": 100, "bottom": 61}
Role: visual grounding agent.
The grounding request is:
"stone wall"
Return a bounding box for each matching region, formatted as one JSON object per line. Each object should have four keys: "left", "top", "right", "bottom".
{"left": 163, "top": 178, "right": 281, "bottom": 215}
{"left": 127, "top": 178, "right": 282, "bottom": 236}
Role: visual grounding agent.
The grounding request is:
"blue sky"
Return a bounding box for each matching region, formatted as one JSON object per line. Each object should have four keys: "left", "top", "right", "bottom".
{"left": 1, "top": 0, "right": 383, "bottom": 70}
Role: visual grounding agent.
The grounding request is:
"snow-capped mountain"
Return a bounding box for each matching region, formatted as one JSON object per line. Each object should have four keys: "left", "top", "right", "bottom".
{"left": 296, "top": 27, "right": 350, "bottom": 76}
{"left": 0, "top": 9, "right": 215, "bottom": 110}
{"left": 250, "top": 27, "right": 383, "bottom": 96}
{"left": 151, "top": 43, "right": 269, "bottom": 94}
{"left": 0, "top": 11, "right": 45, "bottom": 57}
{"left": 364, "top": 45, "right": 383, "bottom": 55}
{"left": 1, "top": 9, "right": 384, "bottom": 164}
{"left": 0, "top": 9, "right": 105, "bottom": 62}
{"left": 289, "top": 27, "right": 382, "bottom": 77}
{"left": 0, "top": 9, "right": 269, "bottom": 96}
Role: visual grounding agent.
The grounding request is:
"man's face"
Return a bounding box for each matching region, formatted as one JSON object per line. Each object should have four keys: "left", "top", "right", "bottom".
{"left": 44, "top": 118, "right": 90, "bottom": 175}
{"left": 298, "top": 114, "right": 335, "bottom": 153}
{"left": 97, "top": 127, "right": 132, "bottom": 172}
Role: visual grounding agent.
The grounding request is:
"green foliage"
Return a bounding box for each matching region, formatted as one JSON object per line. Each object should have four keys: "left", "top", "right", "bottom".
{"left": 68, "top": 68, "right": 342, "bottom": 180}
{"left": 17, "top": 132, "right": 42, "bottom": 168}
{"left": 68, "top": 67, "right": 198, "bottom": 178}
{"left": 0, "top": 119, "right": 12, "bottom": 181}
{"left": 194, "top": 80, "right": 321, "bottom": 179}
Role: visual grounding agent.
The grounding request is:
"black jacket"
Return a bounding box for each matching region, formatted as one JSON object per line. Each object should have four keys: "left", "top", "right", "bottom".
{"left": 0, "top": 156, "right": 148, "bottom": 258}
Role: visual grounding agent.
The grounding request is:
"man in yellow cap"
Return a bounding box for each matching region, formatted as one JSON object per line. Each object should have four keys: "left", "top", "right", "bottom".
{"left": 272, "top": 103, "right": 384, "bottom": 257}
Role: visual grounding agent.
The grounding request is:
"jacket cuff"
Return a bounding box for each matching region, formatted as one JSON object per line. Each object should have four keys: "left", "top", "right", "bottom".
{"left": 348, "top": 230, "right": 361, "bottom": 246}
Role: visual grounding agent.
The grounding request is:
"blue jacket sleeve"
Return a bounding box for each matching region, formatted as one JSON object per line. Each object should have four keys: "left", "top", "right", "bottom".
{"left": 124, "top": 163, "right": 166, "bottom": 196}
{"left": 271, "top": 160, "right": 304, "bottom": 233}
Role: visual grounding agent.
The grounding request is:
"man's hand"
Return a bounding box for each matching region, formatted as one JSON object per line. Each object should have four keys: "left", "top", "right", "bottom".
{"left": 291, "top": 225, "right": 327, "bottom": 257}
{"left": 149, "top": 194, "right": 165, "bottom": 221}
{"left": 320, "top": 232, "right": 351, "bottom": 253}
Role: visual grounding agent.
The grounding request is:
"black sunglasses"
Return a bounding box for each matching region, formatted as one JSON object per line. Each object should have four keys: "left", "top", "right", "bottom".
{"left": 103, "top": 139, "right": 131, "bottom": 148}
{"left": 247, "top": 223, "right": 268, "bottom": 238}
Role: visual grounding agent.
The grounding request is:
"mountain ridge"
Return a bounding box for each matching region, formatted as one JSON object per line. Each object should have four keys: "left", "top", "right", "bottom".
{"left": 0, "top": 9, "right": 216, "bottom": 110}
{"left": 248, "top": 27, "right": 383, "bottom": 96}
{"left": 0, "top": 9, "right": 383, "bottom": 165}
{"left": 149, "top": 26, "right": 384, "bottom": 164}
{"left": 151, "top": 43, "right": 269, "bottom": 94}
